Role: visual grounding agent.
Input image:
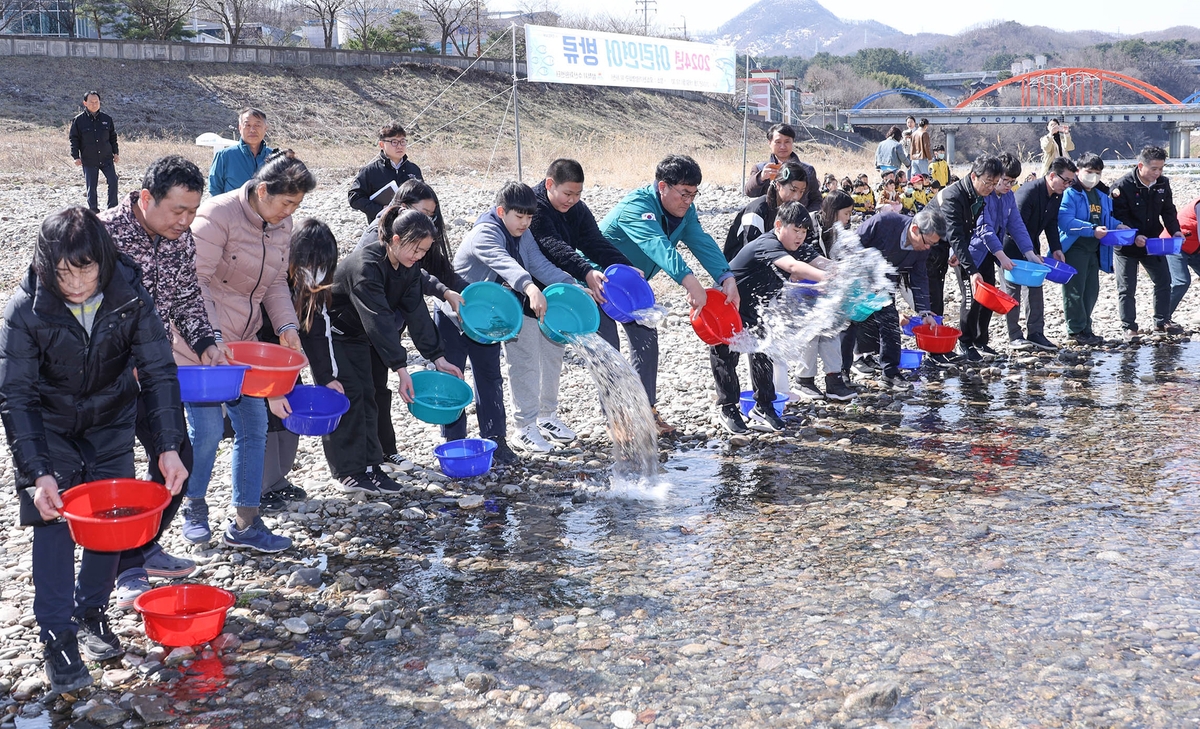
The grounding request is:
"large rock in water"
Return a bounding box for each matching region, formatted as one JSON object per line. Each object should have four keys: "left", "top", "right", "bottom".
{"left": 841, "top": 680, "right": 900, "bottom": 716}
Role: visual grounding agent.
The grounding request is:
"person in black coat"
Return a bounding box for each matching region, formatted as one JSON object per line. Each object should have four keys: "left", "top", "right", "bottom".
{"left": 0, "top": 207, "right": 186, "bottom": 695}
{"left": 742, "top": 123, "right": 823, "bottom": 211}
{"left": 68, "top": 91, "right": 119, "bottom": 212}
{"left": 347, "top": 121, "right": 424, "bottom": 223}
{"left": 324, "top": 209, "right": 463, "bottom": 493}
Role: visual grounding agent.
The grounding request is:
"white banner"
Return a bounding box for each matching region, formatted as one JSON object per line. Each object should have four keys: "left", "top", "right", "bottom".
{"left": 524, "top": 24, "right": 737, "bottom": 95}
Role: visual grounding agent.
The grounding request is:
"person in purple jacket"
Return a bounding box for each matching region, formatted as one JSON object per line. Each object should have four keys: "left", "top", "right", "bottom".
{"left": 952, "top": 153, "right": 1043, "bottom": 362}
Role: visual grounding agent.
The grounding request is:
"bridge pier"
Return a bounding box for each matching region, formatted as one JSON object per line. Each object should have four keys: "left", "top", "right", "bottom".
{"left": 943, "top": 126, "right": 958, "bottom": 166}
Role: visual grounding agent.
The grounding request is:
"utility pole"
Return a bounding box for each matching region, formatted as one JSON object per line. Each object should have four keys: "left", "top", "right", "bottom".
{"left": 634, "top": 0, "right": 656, "bottom": 35}
{"left": 512, "top": 23, "right": 522, "bottom": 181}
{"left": 670, "top": 16, "right": 687, "bottom": 41}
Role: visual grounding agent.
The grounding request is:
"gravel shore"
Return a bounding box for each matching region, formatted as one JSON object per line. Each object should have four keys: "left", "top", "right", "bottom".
{"left": 1, "top": 164, "right": 1200, "bottom": 727}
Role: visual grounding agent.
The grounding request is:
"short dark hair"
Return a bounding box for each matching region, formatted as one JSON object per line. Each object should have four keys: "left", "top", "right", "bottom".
{"left": 240, "top": 108, "right": 267, "bottom": 123}
{"left": 933, "top": 144, "right": 945, "bottom": 152}
{"left": 998, "top": 152, "right": 1022, "bottom": 179}
{"left": 379, "top": 121, "right": 406, "bottom": 140}
{"left": 142, "top": 155, "right": 205, "bottom": 203}
{"left": 252, "top": 150, "right": 317, "bottom": 197}
{"left": 1047, "top": 157, "right": 1078, "bottom": 177}
{"left": 887, "top": 126, "right": 903, "bottom": 141}
{"left": 919, "top": 118, "right": 929, "bottom": 128}
{"left": 655, "top": 155, "right": 702, "bottom": 186}
{"left": 930, "top": 180, "right": 943, "bottom": 190}
{"left": 767, "top": 123, "right": 796, "bottom": 141}
{"left": 775, "top": 201, "right": 812, "bottom": 229}
{"left": 34, "top": 207, "right": 119, "bottom": 300}
{"left": 494, "top": 181, "right": 538, "bottom": 215}
{"left": 912, "top": 206, "right": 947, "bottom": 241}
{"left": 1049, "top": 118, "right": 1061, "bottom": 125}
{"left": 970, "top": 155, "right": 1004, "bottom": 179}
{"left": 1138, "top": 145, "right": 1168, "bottom": 164}
{"left": 82, "top": 90, "right": 100, "bottom": 102}
{"left": 546, "top": 158, "right": 585, "bottom": 185}
{"left": 1077, "top": 153, "right": 1104, "bottom": 172}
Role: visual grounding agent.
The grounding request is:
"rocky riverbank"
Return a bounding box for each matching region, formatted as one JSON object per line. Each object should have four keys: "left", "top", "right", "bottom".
{"left": 1, "top": 165, "right": 1200, "bottom": 728}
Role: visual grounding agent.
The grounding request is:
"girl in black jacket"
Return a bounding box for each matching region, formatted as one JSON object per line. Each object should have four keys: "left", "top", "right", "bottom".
{"left": 0, "top": 207, "right": 186, "bottom": 694}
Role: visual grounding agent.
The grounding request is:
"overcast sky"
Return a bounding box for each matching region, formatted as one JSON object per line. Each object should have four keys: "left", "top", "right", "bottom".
{"left": 633, "top": 0, "right": 1199, "bottom": 38}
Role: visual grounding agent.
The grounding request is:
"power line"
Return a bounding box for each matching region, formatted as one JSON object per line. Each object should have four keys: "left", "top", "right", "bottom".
{"left": 634, "top": 0, "right": 656, "bottom": 35}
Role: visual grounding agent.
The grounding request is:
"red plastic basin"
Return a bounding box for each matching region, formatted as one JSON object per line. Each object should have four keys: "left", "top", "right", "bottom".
{"left": 974, "top": 281, "right": 1018, "bottom": 314}
{"left": 135, "top": 584, "right": 236, "bottom": 647}
{"left": 59, "top": 479, "right": 170, "bottom": 552}
{"left": 690, "top": 288, "right": 743, "bottom": 345}
{"left": 912, "top": 324, "right": 961, "bottom": 354}
{"left": 226, "top": 341, "right": 308, "bottom": 398}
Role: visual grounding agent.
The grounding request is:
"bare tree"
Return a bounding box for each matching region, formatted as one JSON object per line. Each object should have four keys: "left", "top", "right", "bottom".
{"left": 119, "top": 0, "right": 196, "bottom": 40}
{"left": 0, "top": 0, "right": 38, "bottom": 33}
{"left": 250, "top": 0, "right": 307, "bottom": 45}
{"left": 339, "top": 0, "right": 384, "bottom": 49}
{"left": 194, "top": 0, "right": 255, "bottom": 44}
{"left": 417, "top": 0, "right": 474, "bottom": 56}
{"left": 298, "top": 0, "right": 344, "bottom": 47}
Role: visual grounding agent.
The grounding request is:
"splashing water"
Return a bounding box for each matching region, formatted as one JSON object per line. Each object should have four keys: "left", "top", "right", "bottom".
{"left": 629, "top": 304, "right": 669, "bottom": 328}
{"left": 564, "top": 332, "right": 661, "bottom": 489}
{"left": 729, "top": 228, "right": 897, "bottom": 363}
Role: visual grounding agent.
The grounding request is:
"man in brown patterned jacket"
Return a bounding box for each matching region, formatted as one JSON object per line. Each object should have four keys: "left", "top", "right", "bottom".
{"left": 99, "top": 155, "right": 227, "bottom": 609}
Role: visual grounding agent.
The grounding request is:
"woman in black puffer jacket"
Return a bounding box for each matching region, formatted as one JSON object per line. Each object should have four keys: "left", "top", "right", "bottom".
{"left": 0, "top": 207, "right": 186, "bottom": 695}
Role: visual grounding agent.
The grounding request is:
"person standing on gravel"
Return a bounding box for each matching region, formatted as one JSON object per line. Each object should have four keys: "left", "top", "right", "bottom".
{"left": 208, "top": 108, "right": 273, "bottom": 196}
{"left": 68, "top": 91, "right": 119, "bottom": 213}
{"left": 98, "top": 155, "right": 227, "bottom": 608}
{"left": 1057, "top": 153, "right": 1125, "bottom": 346}
{"left": 743, "top": 124, "right": 822, "bottom": 210}
{"left": 0, "top": 207, "right": 187, "bottom": 695}
{"left": 910, "top": 119, "right": 933, "bottom": 178}
{"left": 1002, "top": 156, "right": 1077, "bottom": 353}
{"left": 348, "top": 121, "right": 424, "bottom": 223}
{"left": 1171, "top": 194, "right": 1200, "bottom": 317}
{"left": 601, "top": 155, "right": 740, "bottom": 436}
{"left": 1110, "top": 145, "right": 1184, "bottom": 338}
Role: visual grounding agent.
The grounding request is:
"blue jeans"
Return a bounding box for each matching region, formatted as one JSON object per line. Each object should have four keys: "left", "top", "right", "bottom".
{"left": 185, "top": 396, "right": 267, "bottom": 508}
{"left": 911, "top": 159, "right": 930, "bottom": 177}
{"left": 1167, "top": 250, "right": 1200, "bottom": 317}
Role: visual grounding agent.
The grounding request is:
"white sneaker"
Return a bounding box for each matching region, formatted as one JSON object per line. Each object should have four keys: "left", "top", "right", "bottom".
{"left": 537, "top": 415, "right": 577, "bottom": 443}
{"left": 512, "top": 425, "right": 554, "bottom": 453}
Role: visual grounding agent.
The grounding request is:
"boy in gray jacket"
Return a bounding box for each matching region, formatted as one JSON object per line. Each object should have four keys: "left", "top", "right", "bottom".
{"left": 453, "top": 182, "right": 579, "bottom": 454}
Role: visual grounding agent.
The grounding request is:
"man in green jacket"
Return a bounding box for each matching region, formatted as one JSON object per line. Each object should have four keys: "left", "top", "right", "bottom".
{"left": 601, "top": 155, "right": 740, "bottom": 435}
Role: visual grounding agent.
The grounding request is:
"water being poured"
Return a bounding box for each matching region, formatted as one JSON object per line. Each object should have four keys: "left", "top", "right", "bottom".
{"left": 564, "top": 332, "right": 661, "bottom": 490}
{"left": 629, "top": 304, "right": 669, "bottom": 328}
{"left": 728, "top": 228, "right": 897, "bottom": 364}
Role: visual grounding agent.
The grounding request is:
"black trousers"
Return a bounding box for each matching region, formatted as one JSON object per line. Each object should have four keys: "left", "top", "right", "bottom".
{"left": 83, "top": 161, "right": 118, "bottom": 212}
{"left": 956, "top": 255, "right": 998, "bottom": 349}
{"left": 122, "top": 400, "right": 193, "bottom": 574}
{"left": 926, "top": 242, "right": 950, "bottom": 316}
{"left": 324, "top": 337, "right": 384, "bottom": 478}
{"left": 709, "top": 345, "right": 775, "bottom": 410}
{"left": 436, "top": 309, "right": 507, "bottom": 442}
{"left": 856, "top": 301, "right": 902, "bottom": 377}
{"left": 370, "top": 344, "right": 398, "bottom": 457}
{"left": 596, "top": 311, "right": 659, "bottom": 407}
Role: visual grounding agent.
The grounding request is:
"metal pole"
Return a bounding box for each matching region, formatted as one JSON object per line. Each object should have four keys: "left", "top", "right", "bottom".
{"left": 740, "top": 53, "right": 750, "bottom": 192}
{"left": 512, "top": 24, "right": 522, "bottom": 181}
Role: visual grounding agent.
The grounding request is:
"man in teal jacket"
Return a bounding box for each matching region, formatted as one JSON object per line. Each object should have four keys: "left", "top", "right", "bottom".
{"left": 601, "top": 155, "right": 740, "bottom": 435}
{"left": 207, "top": 108, "right": 273, "bottom": 196}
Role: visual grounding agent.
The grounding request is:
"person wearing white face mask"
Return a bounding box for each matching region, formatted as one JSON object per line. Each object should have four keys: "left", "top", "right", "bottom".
{"left": 1057, "top": 153, "right": 1129, "bottom": 346}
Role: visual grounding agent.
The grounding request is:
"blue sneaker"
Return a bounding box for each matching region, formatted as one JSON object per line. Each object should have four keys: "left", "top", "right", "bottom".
{"left": 222, "top": 517, "right": 291, "bottom": 553}
{"left": 142, "top": 543, "right": 196, "bottom": 578}
{"left": 181, "top": 499, "right": 211, "bottom": 544}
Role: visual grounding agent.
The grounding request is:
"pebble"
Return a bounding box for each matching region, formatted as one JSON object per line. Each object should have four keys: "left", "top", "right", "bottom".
{"left": 457, "top": 495, "right": 484, "bottom": 510}
{"left": 283, "top": 618, "right": 311, "bottom": 635}
{"left": 841, "top": 681, "right": 901, "bottom": 717}
{"left": 611, "top": 709, "right": 638, "bottom": 728}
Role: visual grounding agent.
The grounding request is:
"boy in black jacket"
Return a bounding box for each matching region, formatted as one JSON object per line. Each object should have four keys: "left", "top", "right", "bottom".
{"left": 0, "top": 208, "right": 186, "bottom": 694}
{"left": 348, "top": 121, "right": 424, "bottom": 223}
{"left": 68, "top": 91, "right": 119, "bottom": 212}
{"left": 1110, "top": 145, "right": 1184, "bottom": 337}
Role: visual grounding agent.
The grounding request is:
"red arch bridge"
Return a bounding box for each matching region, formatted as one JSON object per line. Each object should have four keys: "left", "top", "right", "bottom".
{"left": 845, "top": 67, "right": 1200, "bottom": 162}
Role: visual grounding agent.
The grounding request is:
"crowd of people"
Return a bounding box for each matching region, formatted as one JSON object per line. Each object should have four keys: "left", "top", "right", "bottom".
{"left": 2, "top": 99, "right": 1198, "bottom": 696}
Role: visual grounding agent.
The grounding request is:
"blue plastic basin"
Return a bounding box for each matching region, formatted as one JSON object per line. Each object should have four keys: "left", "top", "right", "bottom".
{"left": 1100, "top": 229, "right": 1137, "bottom": 247}
{"left": 539, "top": 283, "right": 600, "bottom": 344}
{"left": 283, "top": 385, "right": 351, "bottom": 436}
{"left": 738, "top": 391, "right": 787, "bottom": 417}
{"left": 1003, "top": 260, "right": 1051, "bottom": 287}
{"left": 902, "top": 315, "right": 942, "bottom": 337}
{"left": 899, "top": 349, "right": 925, "bottom": 370}
{"left": 1042, "top": 258, "right": 1077, "bottom": 284}
{"left": 408, "top": 370, "right": 474, "bottom": 425}
{"left": 599, "top": 264, "right": 655, "bottom": 323}
{"left": 460, "top": 281, "right": 523, "bottom": 344}
{"left": 433, "top": 438, "right": 497, "bottom": 478}
{"left": 177, "top": 365, "right": 250, "bottom": 403}
{"left": 1146, "top": 236, "right": 1184, "bottom": 256}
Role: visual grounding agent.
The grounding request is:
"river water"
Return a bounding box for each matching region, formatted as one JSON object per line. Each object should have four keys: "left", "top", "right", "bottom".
{"left": 157, "top": 342, "right": 1200, "bottom": 728}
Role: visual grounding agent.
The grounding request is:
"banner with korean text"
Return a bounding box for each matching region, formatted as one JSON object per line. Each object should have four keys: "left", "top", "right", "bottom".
{"left": 524, "top": 25, "right": 737, "bottom": 95}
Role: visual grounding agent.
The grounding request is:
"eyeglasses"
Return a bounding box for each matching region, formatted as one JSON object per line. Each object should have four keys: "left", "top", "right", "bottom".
{"left": 997, "top": 178, "right": 1015, "bottom": 189}
{"left": 670, "top": 185, "right": 698, "bottom": 203}
{"left": 382, "top": 138, "right": 407, "bottom": 147}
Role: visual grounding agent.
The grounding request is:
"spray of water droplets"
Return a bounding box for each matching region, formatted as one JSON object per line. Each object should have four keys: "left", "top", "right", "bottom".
{"left": 628, "top": 304, "right": 669, "bottom": 328}
{"left": 728, "top": 228, "right": 897, "bottom": 362}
